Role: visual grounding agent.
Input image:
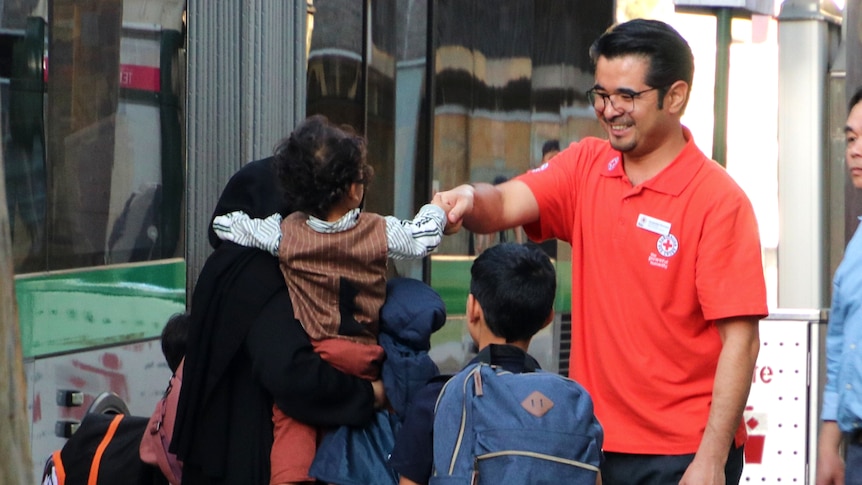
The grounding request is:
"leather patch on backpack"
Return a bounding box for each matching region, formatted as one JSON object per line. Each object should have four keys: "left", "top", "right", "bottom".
{"left": 521, "top": 391, "right": 554, "bottom": 417}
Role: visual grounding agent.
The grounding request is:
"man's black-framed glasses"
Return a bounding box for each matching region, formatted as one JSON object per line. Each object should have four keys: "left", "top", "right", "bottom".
{"left": 586, "top": 87, "right": 660, "bottom": 113}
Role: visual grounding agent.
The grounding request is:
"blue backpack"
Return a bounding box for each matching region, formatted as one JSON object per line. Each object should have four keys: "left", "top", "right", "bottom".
{"left": 430, "top": 352, "right": 603, "bottom": 484}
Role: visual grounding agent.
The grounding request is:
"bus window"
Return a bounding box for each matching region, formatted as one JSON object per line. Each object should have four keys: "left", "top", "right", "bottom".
{"left": 4, "top": 1, "right": 187, "bottom": 481}
{"left": 4, "top": 17, "right": 47, "bottom": 274}
{"left": 2, "top": 0, "right": 185, "bottom": 273}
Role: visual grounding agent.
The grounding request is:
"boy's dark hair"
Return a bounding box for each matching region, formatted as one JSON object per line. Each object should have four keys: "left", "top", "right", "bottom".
{"left": 161, "top": 312, "right": 189, "bottom": 373}
{"left": 850, "top": 86, "right": 862, "bottom": 113}
{"left": 272, "top": 114, "right": 374, "bottom": 219}
{"left": 470, "top": 243, "right": 556, "bottom": 342}
{"left": 541, "top": 140, "right": 560, "bottom": 156}
{"left": 589, "top": 18, "right": 694, "bottom": 110}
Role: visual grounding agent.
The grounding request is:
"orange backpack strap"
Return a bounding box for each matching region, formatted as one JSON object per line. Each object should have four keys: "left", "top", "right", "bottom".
{"left": 52, "top": 449, "right": 66, "bottom": 484}
{"left": 87, "top": 414, "right": 123, "bottom": 485}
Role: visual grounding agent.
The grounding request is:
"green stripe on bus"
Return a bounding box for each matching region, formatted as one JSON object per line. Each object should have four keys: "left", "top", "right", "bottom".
{"left": 16, "top": 260, "right": 186, "bottom": 358}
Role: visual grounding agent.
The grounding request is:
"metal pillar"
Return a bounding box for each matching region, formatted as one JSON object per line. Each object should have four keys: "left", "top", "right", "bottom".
{"left": 184, "top": 1, "right": 308, "bottom": 294}
{"left": 713, "top": 8, "right": 731, "bottom": 166}
{"left": 776, "top": 0, "right": 841, "bottom": 309}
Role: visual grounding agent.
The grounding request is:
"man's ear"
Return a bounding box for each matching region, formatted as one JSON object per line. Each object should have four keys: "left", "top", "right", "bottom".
{"left": 664, "top": 80, "right": 689, "bottom": 115}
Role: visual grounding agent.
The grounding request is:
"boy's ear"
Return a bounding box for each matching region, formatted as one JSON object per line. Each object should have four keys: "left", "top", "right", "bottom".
{"left": 541, "top": 309, "right": 555, "bottom": 329}
{"left": 466, "top": 294, "right": 481, "bottom": 324}
{"left": 348, "top": 183, "right": 362, "bottom": 202}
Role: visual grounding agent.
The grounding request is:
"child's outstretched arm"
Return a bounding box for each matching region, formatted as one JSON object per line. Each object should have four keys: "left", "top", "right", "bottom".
{"left": 386, "top": 204, "right": 447, "bottom": 260}
{"left": 212, "top": 210, "right": 282, "bottom": 256}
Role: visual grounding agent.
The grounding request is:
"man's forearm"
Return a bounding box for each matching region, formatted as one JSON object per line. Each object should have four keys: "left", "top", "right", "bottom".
{"left": 459, "top": 183, "right": 504, "bottom": 234}
{"left": 691, "top": 318, "right": 759, "bottom": 474}
{"left": 438, "top": 179, "right": 539, "bottom": 236}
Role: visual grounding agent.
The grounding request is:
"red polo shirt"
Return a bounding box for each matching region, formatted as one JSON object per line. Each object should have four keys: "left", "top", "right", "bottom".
{"left": 518, "top": 129, "right": 768, "bottom": 454}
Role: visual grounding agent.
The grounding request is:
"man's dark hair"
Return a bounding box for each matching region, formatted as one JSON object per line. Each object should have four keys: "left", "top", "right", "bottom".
{"left": 161, "top": 312, "right": 190, "bottom": 373}
{"left": 850, "top": 86, "right": 862, "bottom": 113}
{"left": 589, "top": 18, "right": 694, "bottom": 110}
{"left": 470, "top": 243, "right": 556, "bottom": 342}
{"left": 272, "top": 114, "right": 374, "bottom": 219}
{"left": 542, "top": 140, "right": 560, "bottom": 156}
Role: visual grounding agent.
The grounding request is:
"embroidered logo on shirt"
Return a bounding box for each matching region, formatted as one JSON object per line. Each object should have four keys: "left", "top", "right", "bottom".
{"left": 607, "top": 157, "right": 619, "bottom": 171}
{"left": 531, "top": 162, "right": 550, "bottom": 173}
{"left": 648, "top": 253, "right": 668, "bottom": 269}
{"left": 649, "top": 234, "right": 679, "bottom": 269}
{"left": 656, "top": 234, "right": 679, "bottom": 257}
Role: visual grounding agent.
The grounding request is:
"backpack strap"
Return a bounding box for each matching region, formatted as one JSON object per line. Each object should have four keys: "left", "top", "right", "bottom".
{"left": 51, "top": 449, "right": 66, "bottom": 485}
{"left": 475, "top": 345, "right": 539, "bottom": 373}
{"left": 88, "top": 414, "right": 124, "bottom": 485}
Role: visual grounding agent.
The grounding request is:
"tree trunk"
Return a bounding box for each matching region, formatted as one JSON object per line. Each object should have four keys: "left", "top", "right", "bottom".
{"left": 0, "top": 91, "right": 33, "bottom": 483}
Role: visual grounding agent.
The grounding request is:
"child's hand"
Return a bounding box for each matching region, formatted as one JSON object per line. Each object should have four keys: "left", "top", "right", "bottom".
{"left": 432, "top": 193, "right": 462, "bottom": 235}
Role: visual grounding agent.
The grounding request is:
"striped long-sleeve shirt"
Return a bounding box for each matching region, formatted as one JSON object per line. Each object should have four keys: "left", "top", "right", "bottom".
{"left": 212, "top": 205, "right": 446, "bottom": 260}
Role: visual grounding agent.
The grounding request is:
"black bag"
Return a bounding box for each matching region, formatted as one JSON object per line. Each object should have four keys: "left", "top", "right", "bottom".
{"left": 45, "top": 413, "right": 168, "bottom": 485}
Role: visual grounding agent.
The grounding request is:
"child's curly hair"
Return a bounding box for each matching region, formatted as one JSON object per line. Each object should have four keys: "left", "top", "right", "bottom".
{"left": 272, "top": 115, "right": 374, "bottom": 219}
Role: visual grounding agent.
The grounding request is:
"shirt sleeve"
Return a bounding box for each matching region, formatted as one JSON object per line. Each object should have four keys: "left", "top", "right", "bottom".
{"left": 822, "top": 273, "right": 845, "bottom": 422}
{"left": 212, "top": 210, "right": 282, "bottom": 256}
{"left": 516, "top": 141, "right": 585, "bottom": 244}
{"left": 691, "top": 176, "right": 768, "bottom": 321}
{"left": 385, "top": 204, "right": 446, "bottom": 260}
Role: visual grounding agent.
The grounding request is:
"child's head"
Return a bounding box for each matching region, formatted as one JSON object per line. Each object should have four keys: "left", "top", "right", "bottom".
{"left": 273, "top": 115, "right": 374, "bottom": 219}
{"left": 469, "top": 242, "right": 556, "bottom": 344}
{"left": 161, "top": 312, "right": 190, "bottom": 373}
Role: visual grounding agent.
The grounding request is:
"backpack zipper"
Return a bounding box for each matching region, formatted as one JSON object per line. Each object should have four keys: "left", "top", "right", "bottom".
{"left": 475, "top": 449, "right": 600, "bottom": 472}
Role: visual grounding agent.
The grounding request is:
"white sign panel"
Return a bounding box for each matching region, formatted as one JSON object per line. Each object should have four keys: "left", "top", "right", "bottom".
{"left": 741, "top": 319, "right": 810, "bottom": 481}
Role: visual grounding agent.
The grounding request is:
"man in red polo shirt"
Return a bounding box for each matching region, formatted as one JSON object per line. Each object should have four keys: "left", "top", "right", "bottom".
{"left": 436, "top": 18, "right": 767, "bottom": 485}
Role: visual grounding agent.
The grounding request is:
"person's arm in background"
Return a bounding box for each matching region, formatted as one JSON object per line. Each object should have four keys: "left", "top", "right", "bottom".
{"left": 246, "top": 276, "right": 379, "bottom": 427}
{"left": 817, "top": 421, "right": 845, "bottom": 485}
{"left": 435, "top": 180, "right": 539, "bottom": 235}
{"left": 680, "top": 316, "right": 760, "bottom": 485}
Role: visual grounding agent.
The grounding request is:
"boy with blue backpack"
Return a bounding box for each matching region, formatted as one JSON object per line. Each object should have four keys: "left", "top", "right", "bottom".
{"left": 389, "top": 242, "right": 604, "bottom": 484}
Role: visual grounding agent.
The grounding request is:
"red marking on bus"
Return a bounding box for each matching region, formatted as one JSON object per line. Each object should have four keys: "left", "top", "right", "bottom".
{"left": 33, "top": 393, "right": 41, "bottom": 422}
{"left": 120, "top": 65, "right": 160, "bottom": 92}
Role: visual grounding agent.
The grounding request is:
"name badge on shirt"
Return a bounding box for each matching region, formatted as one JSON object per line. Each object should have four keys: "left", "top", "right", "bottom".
{"left": 636, "top": 214, "right": 671, "bottom": 236}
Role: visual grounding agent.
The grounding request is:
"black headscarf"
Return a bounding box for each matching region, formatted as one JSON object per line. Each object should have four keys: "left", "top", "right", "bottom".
{"left": 173, "top": 158, "right": 290, "bottom": 483}
{"left": 207, "top": 157, "right": 290, "bottom": 248}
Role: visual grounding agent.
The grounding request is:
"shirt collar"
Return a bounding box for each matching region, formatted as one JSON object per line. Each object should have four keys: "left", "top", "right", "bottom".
{"left": 306, "top": 208, "right": 361, "bottom": 233}
{"left": 600, "top": 126, "right": 710, "bottom": 196}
